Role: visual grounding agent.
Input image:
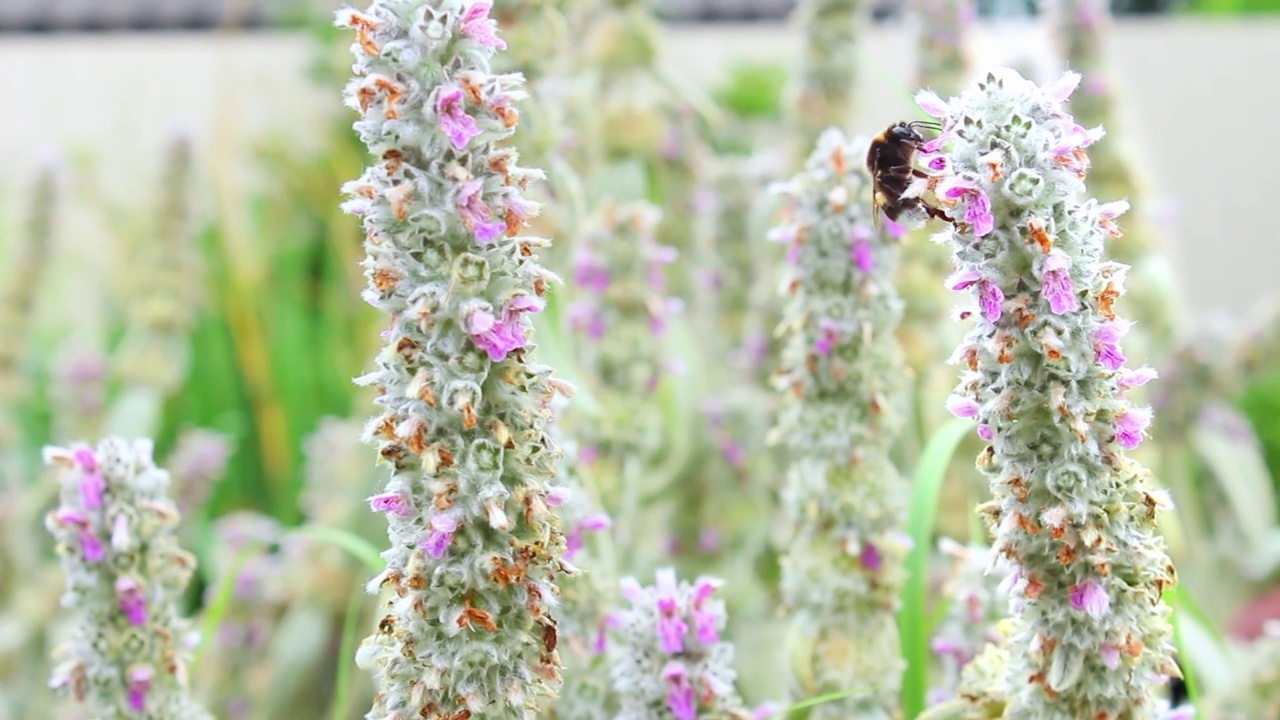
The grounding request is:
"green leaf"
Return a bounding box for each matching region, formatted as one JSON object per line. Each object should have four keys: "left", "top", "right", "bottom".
{"left": 1192, "top": 417, "right": 1276, "bottom": 547}
{"left": 1166, "top": 585, "right": 1233, "bottom": 699}
{"left": 328, "top": 586, "right": 368, "bottom": 720}
{"left": 290, "top": 524, "right": 385, "bottom": 573}
{"left": 899, "top": 418, "right": 974, "bottom": 719}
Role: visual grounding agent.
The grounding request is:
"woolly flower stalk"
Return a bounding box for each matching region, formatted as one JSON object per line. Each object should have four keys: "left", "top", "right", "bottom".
{"left": 113, "top": 132, "right": 200, "bottom": 401}
{"left": 928, "top": 540, "right": 1008, "bottom": 705}
{"left": 568, "top": 200, "right": 679, "bottom": 464}
{"left": 919, "top": 68, "right": 1179, "bottom": 718}
{"left": 336, "top": 2, "right": 574, "bottom": 717}
{"left": 767, "top": 127, "right": 910, "bottom": 718}
{"left": 610, "top": 568, "right": 750, "bottom": 720}
{"left": 42, "top": 438, "right": 211, "bottom": 719}
{"left": 0, "top": 161, "right": 56, "bottom": 454}
{"left": 789, "top": 0, "right": 860, "bottom": 161}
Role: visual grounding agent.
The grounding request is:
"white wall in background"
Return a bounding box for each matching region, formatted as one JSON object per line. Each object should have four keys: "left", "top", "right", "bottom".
{"left": 1, "top": 18, "right": 1278, "bottom": 330}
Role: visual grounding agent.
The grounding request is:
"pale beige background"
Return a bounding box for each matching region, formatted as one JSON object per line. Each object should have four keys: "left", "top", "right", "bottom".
{"left": 1, "top": 17, "right": 1278, "bottom": 325}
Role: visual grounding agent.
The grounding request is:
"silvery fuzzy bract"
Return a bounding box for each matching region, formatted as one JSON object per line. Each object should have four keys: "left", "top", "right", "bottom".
{"left": 609, "top": 569, "right": 748, "bottom": 720}
{"left": 336, "top": 1, "right": 574, "bottom": 718}
{"left": 921, "top": 68, "right": 1178, "bottom": 719}
{"left": 43, "top": 438, "right": 210, "bottom": 720}
{"left": 768, "top": 127, "right": 910, "bottom": 719}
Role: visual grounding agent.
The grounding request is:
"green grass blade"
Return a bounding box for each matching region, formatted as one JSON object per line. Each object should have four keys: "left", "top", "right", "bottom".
{"left": 290, "top": 524, "right": 385, "bottom": 573}
{"left": 899, "top": 417, "right": 974, "bottom": 719}
{"left": 329, "top": 586, "right": 368, "bottom": 720}
{"left": 756, "top": 687, "right": 870, "bottom": 718}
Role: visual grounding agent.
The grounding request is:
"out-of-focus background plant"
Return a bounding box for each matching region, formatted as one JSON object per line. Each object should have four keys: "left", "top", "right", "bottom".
{"left": 1, "top": 0, "right": 1279, "bottom": 718}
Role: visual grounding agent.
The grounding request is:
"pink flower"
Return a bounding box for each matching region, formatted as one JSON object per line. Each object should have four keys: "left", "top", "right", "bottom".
{"left": 1043, "top": 71, "right": 1083, "bottom": 103}
{"left": 456, "top": 180, "right": 505, "bottom": 243}
{"left": 1040, "top": 250, "right": 1079, "bottom": 314}
{"left": 115, "top": 576, "right": 148, "bottom": 626}
{"left": 884, "top": 217, "right": 907, "bottom": 239}
{"left": 860, "top": 541, "right": 883, "bottom": 571}
{"left": 1101, "top": 643, "right": 1121, "bottom": 670}
{"left": 436, "top": 85, "right": 481, "bottom": 150}
{"left": 73, "top": 445, "right": 105, "bottom": 510}
{"left": 503, "top": 193, "right": 539, "bottom": 232}
{"left": 977, "top": 423, "right": 994, "bottom": 441}
{"left": 814, "top": 318, "right": 842, "bottom": 356}
{"left": 620, "top": 576, "right": 644, "bottom": 603}
{"left": 1115, "top": 407, "right": 1153, "bottom": 450}
{"left": 945, "top": 268, "right": 982, "bottom": 291}
{"left": 978, "top": 280, "right": 1004, "bottom": 323}
{"left": 946, "top": 394, "right": 980, "bottom": 419}
{"left": 690, "top": 577, "right": 721, "bottom": 644}
{"left": 368, "top": 492, "right": 412, "bottom": 516}
{"left": 914, "top": 89, "right": 951, "bottom": 118}
{"left": 662, "top": 661, "right": 698, "bottom": 720}
{"left": 1118, "top": 367, "right": 1159, "bottom": 389}
{"left": 850, "top": 225, "right": 874, "bottom": 272}
{"left": 1093, "top": 319, "right": 1131, "bottom": 370}
{"left": 422, "top": 512, "right": 460, "bottom": 559}
{"left": 1069, "top": 578, "right": 1111, "bottom": 618}
{"left": 573, "top": 251, "right": 611, "bottom": 293}
{"left": 468, "top": 296, "right": 544, "bottom": 361}
{"left": 655, "top": 568, "right": 688, "bottom": 653}
{"left": 1051, "top": 122, "right": 1105, "bottom": 176}
{"left": 941, "top": 178, "right": 994, "bottom": 237}
{"left": 1097, "top": 200, "right": 1130, "bottom": 238}
{"left": 127, "top": 665, "right": 154, "bottom": 711}
{"left": 459, "top": 1, "right": 506, "bottom": 49}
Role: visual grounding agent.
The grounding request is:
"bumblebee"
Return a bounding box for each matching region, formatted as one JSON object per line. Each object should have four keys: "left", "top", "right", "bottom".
{"left": 866, "top": 120, "right": 950, "bottom": 228}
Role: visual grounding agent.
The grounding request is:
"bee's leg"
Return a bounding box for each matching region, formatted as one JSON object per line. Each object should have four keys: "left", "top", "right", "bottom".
{"left": 924, "top": 204, "right": 954, "bottom": 223}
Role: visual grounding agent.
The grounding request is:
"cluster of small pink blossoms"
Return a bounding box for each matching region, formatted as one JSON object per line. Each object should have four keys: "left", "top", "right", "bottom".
{"left": 917, "top": 68, "right": 1179, "bottom": 719}
{"left": 336, "top": 1, "right": 575, "bottom": 718}
{"left": 609, "top": 569, "right": 751, "bottom": 720}
{"left": 767, "top": 127, "right": 911, "bottom": 719}
{"left": 43, "top": 438, "right": 211, "bottom": 719}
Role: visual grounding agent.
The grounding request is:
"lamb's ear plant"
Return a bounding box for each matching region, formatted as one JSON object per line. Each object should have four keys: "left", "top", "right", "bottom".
{"left": 767, "top": 127, "right": 910, "bottom": 719}
{"left": 335, "top": 1, "right": 575, "bottom": 717}
{"left": 43, "top": 438, "right": 212, "bottom": 719}
{"left": 916, "top": 67, "right": 1180, "bottom": 719}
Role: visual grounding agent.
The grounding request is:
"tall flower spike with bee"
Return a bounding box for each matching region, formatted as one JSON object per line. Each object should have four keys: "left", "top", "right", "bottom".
{"left": 336, "top": 1, "right": 575, "bottom": 718}
{"left": 922, "top": 68, "right": 1178, "bottom": 719}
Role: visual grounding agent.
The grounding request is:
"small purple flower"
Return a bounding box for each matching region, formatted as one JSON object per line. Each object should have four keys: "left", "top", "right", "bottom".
{"left": 1097, "top": 200, "right": 1130, "bottom": 238}
{"left": 436, "top": 85, "right": 482, "bottom": 151}
{"left": 620, "top": 576, "right": 644, "bottom": 603}
{"left": 126, "top": 665, "right": 154, "bottom": 711}
{"left": 1040, "top": 250, "right": 1079, "bottom": 314}
{"left": 467, "top": 296, "right": 543, "bottom": 361}
{"left": 884, "top": 217, "right": 907, "bottom": 239}
{"left": 814, "top": 318, "right": 841, "bottom": 356}
{"left": 573, "top": 251, "right": 611, "bottom": 294}
{"left": 1118, "top": 367, "right": 1158, "bottom": 389}
{"left": 946, "top": 394, "right": 980, "bottom": 419}
{"left": 655, "top": 568, "right": 688, "bottom": 653}
{"left": 1101, "top": 643, "right": 1121, "bottom": 670}
{"left": 455, "top": 179, "right": 505, "bottom": 243}
{"left": 1042, "top": 70, "right": 1083, "bottom": 103}
{"left": 73, "top": 445, "right": 105, "bottom": 510}
{"left": 1115, "top": 407, "right": 1152, "bottom": 450}
{"left": 977, "top": 423, "right": 994, "bottom": 441}
{"left": 1069, "top": 578, "right": 1111, "bottom": 618}
{"left": 690, "top": 576, "right": 721, "bottom": 644}
{"left": 661, "top": 661, "right": 698, "bottom": 720}
{"left": 914, "top": 89, "right": 951, "bottom": 118}
{"left": 116, "top": 576, "right": 149, "bottom": 626}
{"left": 850, "top": 225, "right": 874, "bottom": 272}
{"left": 945, "top": 268, "right": 982, "bottom": 291}
{"left": 422, "top": 512, "right": 460, "bottom": 559}
{"left": 1093, "top": 319, "right": 1131, "bottom": 370}
{"left": 978, "top": 279, "right": 1004, "bottom": 323}
{"left": 860, "top": 541, "right": 883, "bottom": 571}
{"left": 940, "top": 178, "right": 994, "bottom": 237}
{"left": 368, "top": 492, "right": 412, "bottom": 516}
{"left": 545, "top": 486, "right": 572, "bottom": 507}
{"left": 458, "top": 1, "right": 506, "bottom": 49}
